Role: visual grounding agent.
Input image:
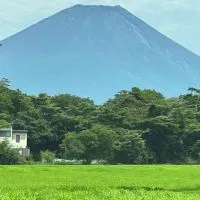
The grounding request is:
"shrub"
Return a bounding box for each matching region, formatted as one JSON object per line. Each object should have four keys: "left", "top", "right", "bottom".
{"left": 41, "top": 150, "right": 55, "bottom": 164}
{"left": 0, "top": 141, "right": 21, "bottom": 165}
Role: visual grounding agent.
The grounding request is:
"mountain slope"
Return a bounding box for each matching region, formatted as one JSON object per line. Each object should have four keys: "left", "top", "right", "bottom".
{"left": 0, "top": 5, "right": 200, "bottom": 103}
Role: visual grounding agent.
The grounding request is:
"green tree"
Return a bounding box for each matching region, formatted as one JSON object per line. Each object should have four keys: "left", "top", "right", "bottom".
{"left": 113, "top": 129, "right": 147, "bottom": 164}
{"left": 141, "top": 116, "right": 184, "bottom": 163}
{"left": 79, "top": 125, "right": 115, "bottom": 164}
{"left": 41, "top": 150, "right": 55, "bottom": 163}
{"left": 61, "top": 133, "right": 85, "bottom": 160}
{"left": 0, "top": 141, "right": 21, "bottom": 165}
{"left": 0, "top": 120, "right": 10, "bottom": 128}
{"left": 191, "top": 140, "right": 200, "bottom": 161}
{"left": 0, "top": 78, "right": 10, "bottom": 88}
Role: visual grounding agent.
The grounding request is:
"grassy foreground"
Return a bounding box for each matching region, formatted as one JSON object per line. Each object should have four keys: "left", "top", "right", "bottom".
{"left": 0, "top": 165, "right": 200, "bottom": 200}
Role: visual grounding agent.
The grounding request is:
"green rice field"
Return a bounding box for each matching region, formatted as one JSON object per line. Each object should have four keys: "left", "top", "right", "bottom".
{"left": 0, "top": 165, "right": 200, "bottom": 200}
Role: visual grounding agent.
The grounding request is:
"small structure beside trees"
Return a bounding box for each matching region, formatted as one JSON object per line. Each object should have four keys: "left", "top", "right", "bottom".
{"left": 0, "top": 127, "right": 30, "bottom": 157}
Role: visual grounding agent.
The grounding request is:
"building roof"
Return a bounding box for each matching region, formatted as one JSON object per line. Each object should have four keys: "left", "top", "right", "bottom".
{"left": 12, "top": 130, "right": 28, "bottom": 133}
{"left": 0, "top": 128, "right": 28, "bottom": 133}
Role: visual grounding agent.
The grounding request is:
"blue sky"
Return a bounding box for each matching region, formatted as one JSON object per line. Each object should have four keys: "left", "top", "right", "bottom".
{"left": 0, "top": 0, "right": 200, "bottom": 55}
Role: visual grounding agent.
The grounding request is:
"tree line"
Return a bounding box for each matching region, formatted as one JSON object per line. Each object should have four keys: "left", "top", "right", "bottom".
{"left": 1, "top": 79, "right": 200, "bottom": 164}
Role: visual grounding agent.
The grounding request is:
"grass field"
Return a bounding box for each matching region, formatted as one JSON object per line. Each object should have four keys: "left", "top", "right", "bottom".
{"left": 0, "top": 165, "right": 200, "bottom": 200}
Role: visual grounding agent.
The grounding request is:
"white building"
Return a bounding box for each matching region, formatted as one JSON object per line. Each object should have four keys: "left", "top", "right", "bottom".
{"left": 0, "top": 127, "right": 29, "bottom": 157}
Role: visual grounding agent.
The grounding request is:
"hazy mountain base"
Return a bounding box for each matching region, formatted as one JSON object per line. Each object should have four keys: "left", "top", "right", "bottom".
{"left": 1, "top": 5, "right": 200, "bottom": 103}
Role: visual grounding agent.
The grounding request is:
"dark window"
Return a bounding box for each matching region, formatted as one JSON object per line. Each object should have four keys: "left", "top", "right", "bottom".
{"left": 0, "top": 130, "right": 11, "bottom": 137}
{"left": 16, "top": 135, "right": 20, "bottom": 143}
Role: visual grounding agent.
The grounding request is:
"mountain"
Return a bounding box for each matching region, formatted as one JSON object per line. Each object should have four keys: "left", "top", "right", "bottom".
{"left": 0, "top": 4, "right": 200, "bottom": 103}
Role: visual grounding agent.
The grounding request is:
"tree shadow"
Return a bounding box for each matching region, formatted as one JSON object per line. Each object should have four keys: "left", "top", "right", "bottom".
{"left": 116, "top": 185, "right": 200, "bottom": 193}
{"left": 58, "top": 185, "right": 92, "bottom": 192}
{"left": 116, "top": 186, "right": 164, "bottom": 192}
{"left": 52, "top": 185, "right": 200, "bottom": 193}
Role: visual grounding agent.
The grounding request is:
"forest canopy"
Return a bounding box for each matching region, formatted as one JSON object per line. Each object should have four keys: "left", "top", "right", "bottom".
{"left": 1, "top": 79, "right": 200, "bottom": 164}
